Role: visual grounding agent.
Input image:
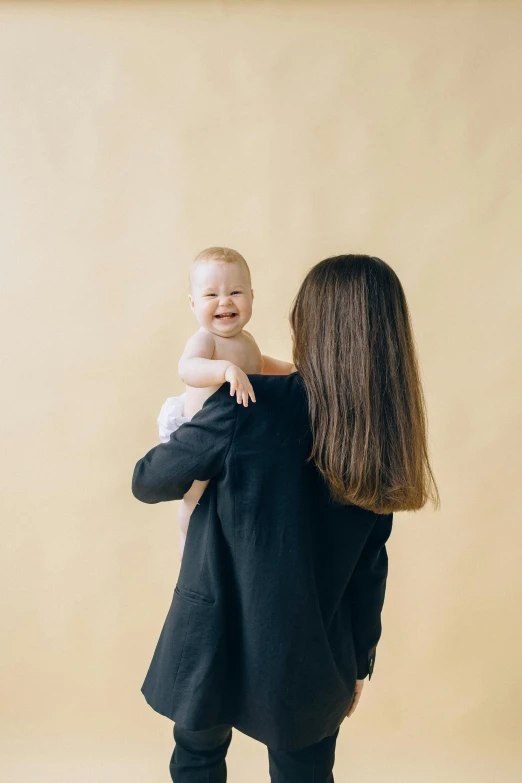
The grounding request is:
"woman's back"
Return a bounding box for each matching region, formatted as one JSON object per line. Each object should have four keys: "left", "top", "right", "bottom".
{"left": 133, "top": 372, "right": 393, "bottom": 751}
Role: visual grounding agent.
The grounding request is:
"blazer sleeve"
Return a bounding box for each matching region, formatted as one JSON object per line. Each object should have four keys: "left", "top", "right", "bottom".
{"left": 132, "top": 384, "right": 238, "bottom": 504}
{"left": 347, "top": 512, "right": 393, "bottom": 680}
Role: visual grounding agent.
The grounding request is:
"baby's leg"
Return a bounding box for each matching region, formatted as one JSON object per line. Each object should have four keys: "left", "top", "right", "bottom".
{"left": 177, "top": 479, "right": 210, "bottom": 560}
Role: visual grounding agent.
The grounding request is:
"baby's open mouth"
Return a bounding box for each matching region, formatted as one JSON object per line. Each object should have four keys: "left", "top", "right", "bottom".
{"left": 214, "top": 312, "right": 238, "bottom": 320}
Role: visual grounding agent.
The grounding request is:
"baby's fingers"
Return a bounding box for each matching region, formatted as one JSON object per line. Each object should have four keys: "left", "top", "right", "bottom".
{"left": 248, "top": 385, "right": 256, "bottom": 404}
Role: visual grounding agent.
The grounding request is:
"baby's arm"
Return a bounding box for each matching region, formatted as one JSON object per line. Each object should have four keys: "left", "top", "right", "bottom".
{"left": 179, "top": 329, "right": 256, "bottom": 405}
{"left": 178, "top": 330, "right": 226, "bottom": 386}
{"left": 261, "top": 355, "right": 295, "bottom": 375}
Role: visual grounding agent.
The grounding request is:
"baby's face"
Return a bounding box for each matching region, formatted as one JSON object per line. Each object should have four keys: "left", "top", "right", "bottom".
{"left": 189, "top": 260, "right": 253, "bottom": 337}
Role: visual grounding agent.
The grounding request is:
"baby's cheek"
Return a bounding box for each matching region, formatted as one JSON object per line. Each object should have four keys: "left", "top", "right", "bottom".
{"left": 194, "top": 306, "right": 213, "bottom": 326}
{"left": 201, "top": 302, "right": 216, "bottom": 317}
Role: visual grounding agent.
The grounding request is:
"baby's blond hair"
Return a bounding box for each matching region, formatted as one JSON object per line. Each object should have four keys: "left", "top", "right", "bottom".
{"left": 190, "top": 246, "right": 251, "bottom": 288}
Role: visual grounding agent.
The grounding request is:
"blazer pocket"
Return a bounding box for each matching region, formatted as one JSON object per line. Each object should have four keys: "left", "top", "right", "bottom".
{"left": 175, "top": 584, "right": 215, "bottom": 606}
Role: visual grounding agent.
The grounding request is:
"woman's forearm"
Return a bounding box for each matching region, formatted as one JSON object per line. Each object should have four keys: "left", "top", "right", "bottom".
{"left": 179, "top": 356, "right": 233, "bottom": 387}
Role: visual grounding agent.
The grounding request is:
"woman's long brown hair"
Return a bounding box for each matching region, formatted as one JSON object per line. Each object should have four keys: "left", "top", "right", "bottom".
{"left": 290, "top": 255, "right": 440, "bottom": 514}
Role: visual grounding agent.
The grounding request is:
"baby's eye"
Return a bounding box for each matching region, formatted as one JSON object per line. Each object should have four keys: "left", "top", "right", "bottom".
{"left": 205, "top": 293, "right": 217, "bottom": 297}
{"left": 231, "top": 291, "right": 242, "bottom": 295}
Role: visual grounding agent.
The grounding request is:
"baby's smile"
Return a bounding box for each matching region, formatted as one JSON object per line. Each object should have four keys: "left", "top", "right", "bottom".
{"left": 214, "top": 311, "right": 238, "bottom": 321}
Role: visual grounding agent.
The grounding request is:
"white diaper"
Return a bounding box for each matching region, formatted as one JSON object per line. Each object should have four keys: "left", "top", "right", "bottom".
{"left": 157, "top": 393, "right": 193, "bottom": 443}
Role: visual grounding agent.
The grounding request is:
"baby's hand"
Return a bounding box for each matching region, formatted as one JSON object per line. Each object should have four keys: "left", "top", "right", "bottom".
{"left": 224, "top": 365, "right": 256, "bottom": 407}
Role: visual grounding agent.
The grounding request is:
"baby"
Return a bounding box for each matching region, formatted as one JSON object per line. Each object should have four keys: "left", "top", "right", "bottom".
{"left": 157, "top": 247, "right": 294, "bottom": 559}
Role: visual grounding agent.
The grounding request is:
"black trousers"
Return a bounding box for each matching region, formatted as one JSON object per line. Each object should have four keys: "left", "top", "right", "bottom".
{"left": 169, "top": 722, "right": 341, "bottom": 782}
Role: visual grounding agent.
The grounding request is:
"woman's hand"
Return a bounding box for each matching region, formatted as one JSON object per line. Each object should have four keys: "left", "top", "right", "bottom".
{"left": 224, "top": 365, "right": 256, "bottom": 407}
{"left": 346, "top": 678, "right": 365, "bottom": 717}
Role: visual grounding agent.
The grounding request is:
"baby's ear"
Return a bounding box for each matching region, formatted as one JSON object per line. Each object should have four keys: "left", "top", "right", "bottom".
{"left": 251, "top": 289, "right": 254, "bottom": 300}
{"left": 188, "top": 294, "right": 195, "bottom": 310}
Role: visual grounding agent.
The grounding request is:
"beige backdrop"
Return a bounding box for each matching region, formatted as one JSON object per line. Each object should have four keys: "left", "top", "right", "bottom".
{"left": 1, "top": 1, "right": 521, "bottom": 781}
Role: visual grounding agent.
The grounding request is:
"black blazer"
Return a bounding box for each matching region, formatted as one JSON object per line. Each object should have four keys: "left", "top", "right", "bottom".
{"left": 132, "top": 372, "right": 393, "bottom": 752}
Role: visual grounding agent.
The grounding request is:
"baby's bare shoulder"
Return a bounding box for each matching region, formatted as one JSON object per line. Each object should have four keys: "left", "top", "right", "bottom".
{"left": 183, "top": 328, "right": 216, "bottom": 359}
{"left": 242, "top": 329, "right": 260, "bottom": 348}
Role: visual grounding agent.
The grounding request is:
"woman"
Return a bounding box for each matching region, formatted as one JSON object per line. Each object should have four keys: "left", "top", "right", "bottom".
{"left": 132, "top": 254, "right": 439, "bottom": 782}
